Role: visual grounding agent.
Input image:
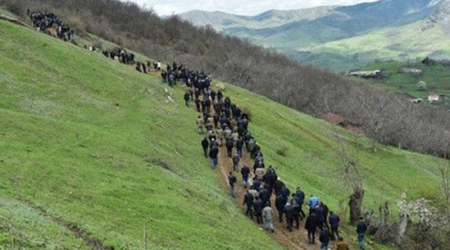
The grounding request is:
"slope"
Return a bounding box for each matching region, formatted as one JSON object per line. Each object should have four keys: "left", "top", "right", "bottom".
{"left": 0, "top": 19, "right": 287, "bottom": 250}
{"left": 0, "top": 15, "right": 447, "bottom": 250}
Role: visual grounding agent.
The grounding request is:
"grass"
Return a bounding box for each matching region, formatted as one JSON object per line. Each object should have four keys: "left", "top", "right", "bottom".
{"left": 0, "top": 17, "right": 446, "bottom": 250}
{"left": 357, "top": 60, "right": 450, "bottom": 107}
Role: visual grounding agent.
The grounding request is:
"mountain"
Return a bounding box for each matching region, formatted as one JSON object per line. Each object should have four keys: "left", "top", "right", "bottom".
{"left": 179, "top": 0, "right": 450, "bottom": 71}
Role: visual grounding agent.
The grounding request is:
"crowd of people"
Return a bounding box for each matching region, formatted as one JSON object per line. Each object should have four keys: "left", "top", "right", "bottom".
{"left": 170, "top": 66, "right": 370, "bottom": 250}
{"left": 28, "top": 11, "right": 74, "bottom": 42}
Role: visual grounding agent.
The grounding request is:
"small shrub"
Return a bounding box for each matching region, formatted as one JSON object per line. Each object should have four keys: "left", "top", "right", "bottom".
{"left": 277, "top": 146, "right": 288, "bottom": 157}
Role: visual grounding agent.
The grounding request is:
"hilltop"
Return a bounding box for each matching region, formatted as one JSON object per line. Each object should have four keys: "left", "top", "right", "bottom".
{"left": 179, "top": 0, "right": 450, "bottom": 71}
{"left": 0, "top": 11, "right": 447, "bottom": 250}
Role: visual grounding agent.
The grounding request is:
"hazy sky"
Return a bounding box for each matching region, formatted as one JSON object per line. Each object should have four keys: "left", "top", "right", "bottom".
{"left": 127, "top": 0, "right": 381, "bottom": 16}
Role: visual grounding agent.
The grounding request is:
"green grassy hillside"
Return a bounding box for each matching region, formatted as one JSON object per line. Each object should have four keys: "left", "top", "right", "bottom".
{"left": 0, "top": 17, "right": 446, "bottom": 250}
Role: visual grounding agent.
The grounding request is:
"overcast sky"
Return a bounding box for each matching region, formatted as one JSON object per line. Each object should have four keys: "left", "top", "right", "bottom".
{"left": 127, "top": 0, "right": 381, "bottom": 16}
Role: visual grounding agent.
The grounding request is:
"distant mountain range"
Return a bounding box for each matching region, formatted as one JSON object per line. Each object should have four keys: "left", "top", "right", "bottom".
{"left": 179, "top": 0, "right": 450, "bottom": 71}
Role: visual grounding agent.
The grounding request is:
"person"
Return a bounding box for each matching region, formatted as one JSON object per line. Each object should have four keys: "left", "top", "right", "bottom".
{"left": 228, "top": 172, "right": 237, "bottom": 198}
{"left": 236, "top": 137, "right": 244, "bottom": 157}
{"left": 305, "top": 212, "right": 318, "bottom": 244}
{"left": 284, "top": 203, "right": 294, "bottom": 232}
{"left": 232, "top": 153, "right": 240, "bottom": 172}
{"left": 209, "top": 145, "right": 219, "bottom": 169}
{"left": 329, "top": 211, "right": 341, "bottom": 240}
{"left": 262, "top": 204, "right": 274, "bottom": 233}
{"left": 201, "top": 138, "right": 209, "bottom": 158}
{"left": 316, "top": 205, "right": 326, "bottom": 230}
{"left": 356, "top": 217, "right": 368, "bottom": 250}
{"left": 254, "top": 197, "right": 263, "bottom": 224}
{"left": 319, "top": 226, "right": 332, "bottom": 250}
{"left": 295, "top": 187, "right": 306, "bottom": 219}
{"left": 336, "top": 237, "right": 350, "bottom": 250}
{"left": 275, "top": 194, "right": 288, "bottom": 223}
{"left": 195, "top": 98, "right": 201, "bottom": 112}
{"left": 197, "top": 115, "right": 204, "bottom": 134}
{"left": 241, "top": 165, "right": 250, "bottom": 187}
{"left": 243, "top": 190, "right": 254, "bottom": 219}
{"left": 291, "top": 195, "right": 301, "bottom": 229}
{"left": 226, "top": 137, "right": 234, "bottom": 158}
{"left": 309, "top": 194, "right": 319, "bottom": 213}
{"left": 184, "top": 91, "right": 190, "bottom": 106}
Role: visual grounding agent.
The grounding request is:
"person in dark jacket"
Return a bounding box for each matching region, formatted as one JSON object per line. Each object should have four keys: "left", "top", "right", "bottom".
{"left": 356, "top": 217, "right": 368, "bottom": 250}
{"left": 258, "top": 187, "right": 270, "bottom": 207}
{"left": 319, "top": 227, "right": 332, "bottom": 250}
{"left": 236, "top": 137, "right": 244, "bottom": 157}
{"left": 281, "top": 186, "right": 291, "bottom": 198}
{"left": 321, "top": 202, "right": 330, "bottom": 229}
{"left": 226, "top": 137, "right": 234, "bottom": 158}
{"left": 209, "top": 146, "right": 219, "bottom": 169}
{"left": 275, "top": 194, "right": 288, "bottom": 223}
{"left": 252, "top": 178, "right": 261, "bottom": 192}
{"left": 329, "top": 211, "right": 341, "bottom": 240}
{"left": 291, "top": 194, "right": 301, "bottom": 229}
{"left": 241, "top": 165, "right": 250, "bottom": 187}
{"left": 184, "top": 91, "right": 190, "bottom": 106}
{"left": 254, "top": 197, "right": 263, "bottom": 224}
{"left": 194, "top": 98, "right": 201, "bottom": 112}
{"left": 305, "top": 213, "right": 318, "bottom": 244}
{"left": 295, "top": 187, "right": 306, "bottom": 219}
{"left": 284, "top": 203, "right": 294, "bottom": 232}
{"left": 228, "top": 172, "right": 237, "bottom": 198}
{"left": 316, "top": 205, "right": 326, "bottom": 230}
{"left": 201, "top": 138, "right": 209, "bottom": 158}
{"left": 243, "top": 190, "right": 254, "bottom": 218}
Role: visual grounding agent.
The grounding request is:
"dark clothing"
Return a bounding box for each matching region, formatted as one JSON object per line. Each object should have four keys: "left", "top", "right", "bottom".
{"left": 243, "top": 193, "right": 254, "bottom": 219}
{"left": 329, "top": 214, "right": 340, "bottom": 229}
{"left": 295, "top": 189, "right": 305, "bottom": 204}
{"left": 241, "top": 166, "right": 250, "bottom": 179}
{"left": 305, "top": 214, "right": 319, "bottom": 231}
{"left": 281, "top": 186, "right": 291, "bottom": 198}
{"left": 284, "top": 205, "right": 294, "bottom": 232}
{"left": 357, "top": 221, "right": 368, "bottom": 234}
{"left": 320, "top": 228, "right": 332, "bottom": 245}
{"left": 201, "top": 139, "right": 209, "bottom": 158}
{"left": 209, "top": 147, "right": 219, "bottom": 159}
{"left": 254, "top": 200, "right": 263, "bottom": 224}
{"left": 275, "top": 195, "right": 288, "bottom": 222}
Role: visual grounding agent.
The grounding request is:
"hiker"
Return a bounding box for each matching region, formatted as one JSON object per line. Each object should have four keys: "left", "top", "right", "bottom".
{"left": 305, "top": 212, "right": 319, "bottom": 244}
{"left": 228, "top": 172, "right": 237, "bottom": 198}
{"left": 316, "top": 205, "right": 326, "bottom": 230}
{"left": 232, "top": 153, "right": 240, "bottom": 172}
{"left": 329, "top": 211, "right": 341, "bottom": 240}
{"left": 243, "top": 190, "right": 254, "bottom": 219}
{"left": 262, "top": 204, "right": 274, "bottom": 233}
{"left": 258, "top": 186, "right": 270, "bottom": 207}
{"left": 356, "top": 217, "right": 368, "bottom": 250}
{"left": 284, "top": 203, "right": 294, "bottom": 232}
{"left": 184, "top": 91, "right": 190, "bottom": 106}
{"left": 309, "top": 194, "right": 319, "bottom": 213}
{"left": 197, "top": 115, "right": 204, "bottom": 134}
{"left": 336, "top": 237, "right": 350, "bottom": 250}
{"left": 291, "top": 194, "right": 301, "bottom": 229}
{"left": 209, "top": 145, "right": 219, "bottom": 169}
{"left": 236, "top": 137, "right": 244, "bottom": 157}
{"left": 226, "top": 136, "right": 234, "bottom": 158}
{"left": 252, "top": 178, "right": 261, "bottom": 192}
{"left": 295, "top": 187, "right": 306, "bottom": 219}
{"left": 254, "top": 197, "right": 264, "bottom": 224}
{"left": 319, "top": 226, "right": 332, "bottom": 250}
{"left": 275, "top": 193, "right": 288, "bottom": 223}
{"left": 201, "top": 138, "right": 209, "bottom": 158}
{"left": 241, "top": 165, "right": 250, "bottom": 187}
{"left": 321, "top": 202, "right": 330, "bottom": 229}
{"left": 161, "top": 70, "right": 168, "bottom": 83}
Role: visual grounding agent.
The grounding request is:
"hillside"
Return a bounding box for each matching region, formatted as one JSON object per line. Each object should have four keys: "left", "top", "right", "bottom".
{"left": 357, "top": 61, "right": 450, "bottom": 105}
{"left": 0, "top": 16, "right": 447, "bottom": 250}
{"left": 179, "top": 0, "right": 450, "bottom": 71}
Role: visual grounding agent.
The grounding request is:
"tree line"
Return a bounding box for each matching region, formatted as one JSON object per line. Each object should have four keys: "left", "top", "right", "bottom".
{"left": 1, "top": 0, "right": 449, "bottom": 157}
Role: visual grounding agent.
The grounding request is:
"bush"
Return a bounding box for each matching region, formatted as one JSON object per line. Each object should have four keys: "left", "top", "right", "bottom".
{"left": 276, "top": 146, "right": 289, "bottom": 157}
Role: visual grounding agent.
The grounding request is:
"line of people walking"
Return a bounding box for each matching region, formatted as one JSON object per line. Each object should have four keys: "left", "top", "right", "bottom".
{"left": 176, "top": 62, "right": 367, "bottom": 250}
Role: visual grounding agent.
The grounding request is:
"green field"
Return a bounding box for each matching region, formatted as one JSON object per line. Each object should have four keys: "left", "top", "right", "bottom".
{"left": 0, "top": 18, "right": 446, "bottom": 250}
{"left": 358, "top": 61, "right": 450, "bottom": 107}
